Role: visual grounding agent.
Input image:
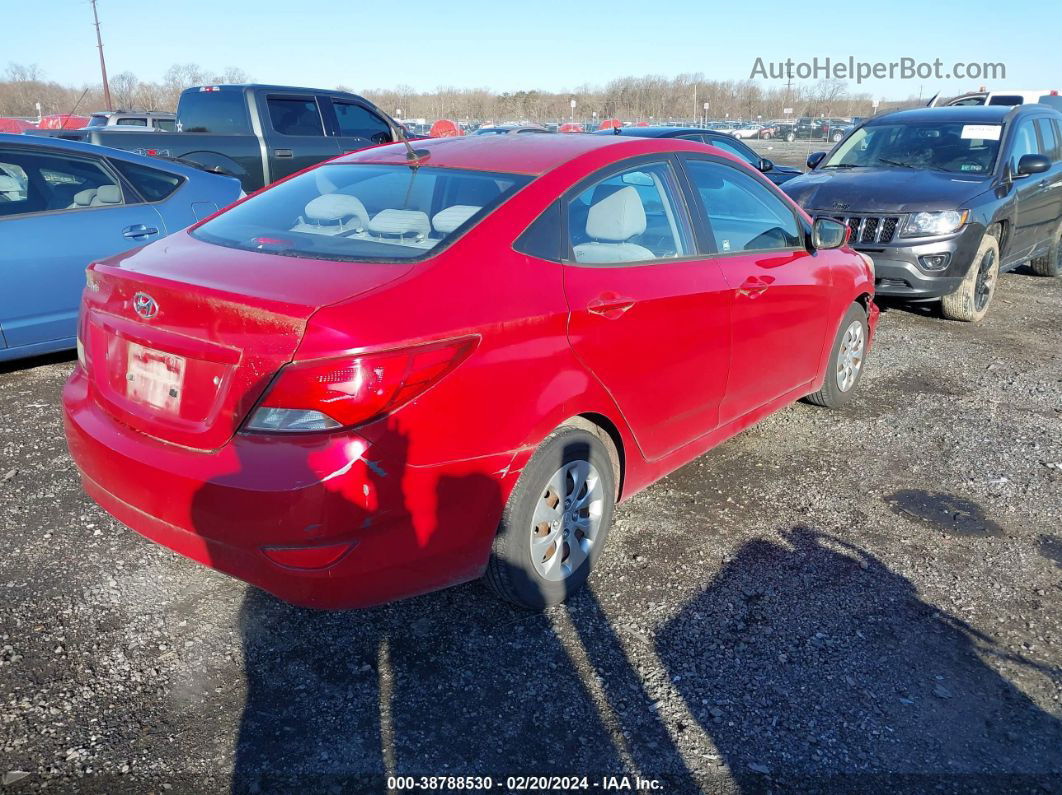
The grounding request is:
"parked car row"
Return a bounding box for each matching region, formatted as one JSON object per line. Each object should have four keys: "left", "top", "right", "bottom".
{"left": 4, "top": 82, "right": 1060, "bottom": 613}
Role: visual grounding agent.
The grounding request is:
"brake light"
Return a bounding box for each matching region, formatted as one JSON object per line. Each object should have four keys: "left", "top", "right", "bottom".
{"left": 244, "top": 337, "right": 477, "bottom": 433}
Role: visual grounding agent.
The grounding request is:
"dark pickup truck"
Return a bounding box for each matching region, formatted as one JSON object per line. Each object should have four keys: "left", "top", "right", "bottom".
{"left": 26, "top": 84, "right": 403, "bottom": 193}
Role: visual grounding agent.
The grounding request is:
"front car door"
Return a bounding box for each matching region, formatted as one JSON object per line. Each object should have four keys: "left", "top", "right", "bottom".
{"left": 260, "top": 93, "right": 340, "bottom": 181}
{"left": 323, "top": 97, "right": 395, "bottom": 154}
{"left": 0, "top": 145, "right": 165, "bottom": 352}
{"left": 1005, "top": 116, "right": 1056, "bottom": 263}
{"left": 680, "top": 156, "right": 832, "bottom": 424}
{"left": 560, "top": 158, "right": 732, "bottom": 461}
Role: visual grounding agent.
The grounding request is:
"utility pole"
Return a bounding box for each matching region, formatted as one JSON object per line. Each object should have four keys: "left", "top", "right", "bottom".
{"left": 91, "top": 0, "right": 112, "bottom": 111}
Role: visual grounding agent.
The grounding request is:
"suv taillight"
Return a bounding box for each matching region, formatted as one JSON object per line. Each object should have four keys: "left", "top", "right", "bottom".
{"left": 243, "top": 337, "right": 477, "bottom": 433}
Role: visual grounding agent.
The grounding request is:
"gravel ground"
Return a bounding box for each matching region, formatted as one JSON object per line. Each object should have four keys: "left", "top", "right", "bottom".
{"left": 1, "top": 254, "right": 1061, "bottom": 791}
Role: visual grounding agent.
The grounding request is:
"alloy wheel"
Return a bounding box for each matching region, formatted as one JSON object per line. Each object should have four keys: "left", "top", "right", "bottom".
{"left": 530, "top": 460, "right": 605, "bottom": 581}
{"left": 974, "top": 249, "right": 997, "bottom": 312}
{"left": 835, "top": 320, "right": 865, "bottom": 392}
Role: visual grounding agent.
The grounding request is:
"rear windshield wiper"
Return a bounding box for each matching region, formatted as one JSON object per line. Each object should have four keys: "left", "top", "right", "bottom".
{"left": 878, "top": 158, "right": 917, "bottom": 169}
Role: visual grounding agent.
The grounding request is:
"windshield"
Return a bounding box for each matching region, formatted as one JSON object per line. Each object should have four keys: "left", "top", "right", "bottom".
{"left": 822, "top": 121, "right": 1001, "bottom": 175}
{"left": 192, "top": 163, "right": 531, "bottom": 262}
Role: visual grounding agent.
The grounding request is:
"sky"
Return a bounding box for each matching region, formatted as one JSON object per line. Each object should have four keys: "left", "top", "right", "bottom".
{"left": 4, "top": 0, "right": 1061, "bottom": 100}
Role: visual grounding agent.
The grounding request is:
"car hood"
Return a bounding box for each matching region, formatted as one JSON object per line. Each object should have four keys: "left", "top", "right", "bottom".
{"left": 780, "top": 167, "right": 991, "bottom": 213}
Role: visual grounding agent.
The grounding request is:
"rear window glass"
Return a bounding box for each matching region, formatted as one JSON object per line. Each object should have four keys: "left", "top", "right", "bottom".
{"left": 192, "top": 163, "right": 532, "bottom": 262}
{"left": 177, "top": 89, "right": 250, "bottom": 134}
{"left": 112, "top": 160, "right": 183, "bottom": 201}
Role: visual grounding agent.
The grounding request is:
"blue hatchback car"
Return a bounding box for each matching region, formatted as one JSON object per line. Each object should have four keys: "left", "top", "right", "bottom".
{"left": 0, "top": 134, "right": 243, "bottom": 362}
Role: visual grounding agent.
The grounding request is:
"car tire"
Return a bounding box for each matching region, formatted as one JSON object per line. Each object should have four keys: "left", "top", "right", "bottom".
{"left": 785, "top": 131, "right": 796, "bottom": 142}
{"left": 485, "top": 425, "right": 616, "bottom": 610}
{"left": 832, "top": 132, "right": 844, "bottom": 142}
{"left": 1030, "top": 222, "right": 1061, "bottom": 277}
{"left": 804, "top": 302, "right": 869, "bottom": 409}
{"left": 941, "top": 233, "right": 1000, "bottom": 322}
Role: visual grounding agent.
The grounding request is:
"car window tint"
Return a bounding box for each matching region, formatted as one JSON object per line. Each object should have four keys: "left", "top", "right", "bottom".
{"left": 0, "top": 148, "right": 124, "bottom": 218}
{"left": 567, "top": 162, "right": 693, "bottom": 265}
{"left": 267, "top": 97, "right": 324, "bottom": 136}
{"left": 1035, "top": 118, "right": 1060, "bottom": 161}
{"left": 1010, "top": 119, "right": 1040, "bottom": 171}
{"left": 706, "top": 136, "right": 757, "bottom": 165}
{"left": 685, "top": 159, "right": 801, "bottom": 254}
{"left": 112, "top": 159, "right": 182, "bottom": 202}
{"left": 116, "top": 117, "right": 148, "bottom": 126}
{"left": 514, "top": 201, "right": 562, "bottom": 261}
{"left": 332, "top": 102, "right": 392, "bottom": 143}
{"left": 177, "top": 90, "right": 250, "bottom": 133}
{"left": 155, "top": 118, "right": 177, "bottom": 132}
{"left": 678, "top": 134, "right": 707, "bottom": 143}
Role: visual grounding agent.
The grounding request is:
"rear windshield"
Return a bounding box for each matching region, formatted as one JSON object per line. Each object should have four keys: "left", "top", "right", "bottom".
{"left": 822, "top": 121, "right": 1002, "bottom": 175}
{"left": 192, "top": 163, "right": 532, "bottom": 261}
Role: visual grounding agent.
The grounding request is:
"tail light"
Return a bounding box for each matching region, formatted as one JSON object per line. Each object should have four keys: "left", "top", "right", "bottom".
{"left": 243, "top": 337, "right": 477, "bottom": 433}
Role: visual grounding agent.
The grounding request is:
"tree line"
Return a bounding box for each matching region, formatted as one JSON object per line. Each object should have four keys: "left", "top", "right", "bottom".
{"left": 2, "top": 62, "right": 924, "bottom": 122}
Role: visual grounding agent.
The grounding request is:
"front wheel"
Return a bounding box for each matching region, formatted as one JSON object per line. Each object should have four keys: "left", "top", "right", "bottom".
{"left": 832, "top": 132, "right": 844, "bottom": 142}
{"left": 485, "top": 426, "right": 616, "bottom": 610}
{"left": 805, "top": 302, "right": 869, "bottom": 409}
{"left": 785, "top": 131, "right": 796, "bottom": 142}
{"left": 941, "top": 234, "right": 1000, "bottom": 322}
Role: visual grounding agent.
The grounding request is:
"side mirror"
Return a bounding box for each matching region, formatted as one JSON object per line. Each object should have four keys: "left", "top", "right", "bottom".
{"left": 758, "top": 158, "right": 774, "bottom": 173}
{"left": 812, "top": 217, "right": 848, "bottom": 250}
{"left": 1016, "top": 153, "right": 1050, "bottom": 177}
{"left": 806, "top": 151, "right": 827, "bottom": 170}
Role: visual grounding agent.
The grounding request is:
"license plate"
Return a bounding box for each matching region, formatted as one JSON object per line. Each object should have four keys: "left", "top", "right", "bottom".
{"left": 126, "top": 342, "right": 186, "bottom": 415}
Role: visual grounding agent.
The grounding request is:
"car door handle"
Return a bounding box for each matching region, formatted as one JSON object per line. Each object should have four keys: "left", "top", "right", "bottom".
{"left": 274, "top": 148, "right": 293, "bottom": 158}
{"left": 122, "top": 224, "right": 159, "bottom": 240}
{"left": 587, "top": 293, "right": 636, "bottom": 319}
{"left": 736, "top": 275, "right": 774, "bottom": 298}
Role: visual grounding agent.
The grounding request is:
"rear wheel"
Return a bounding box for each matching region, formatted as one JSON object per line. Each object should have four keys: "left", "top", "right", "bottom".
{"left": 941, "top": 234, "right": 1000, "bottom": 322}
{"left": 485, "top": 426, "right": 616, "bottom": 610}
{"left": 832, "top": 131, "right": 844, "bottom": 142}
{"left": 785, "top": 131, "right": 796, "bottom": 142}
{"left": 805, "top": 302, "right": 869, "bottom": 409}
{"left": 1030, "top": 222, "right": 1061, "bottom": 277}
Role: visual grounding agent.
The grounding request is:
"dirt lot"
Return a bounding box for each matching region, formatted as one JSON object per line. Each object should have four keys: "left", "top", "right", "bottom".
{"left": 1, "top": 230, "right": 1061, "bottom": 789}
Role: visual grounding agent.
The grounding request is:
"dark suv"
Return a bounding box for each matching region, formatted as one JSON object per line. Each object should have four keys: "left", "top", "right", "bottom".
{"left": 781, "top": 105, "right": 1062, "bottom": 321}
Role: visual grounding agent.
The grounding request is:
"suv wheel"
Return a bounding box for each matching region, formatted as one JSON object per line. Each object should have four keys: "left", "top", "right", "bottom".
{"left": 832, "top": 131, "right": 844, "bottom": 142}
{"left": 1030, "top": 222, "right": 1062, "bottom": 277}
{"left": 785, "top": 131, "right": 796, "bottom": 142}
{"left": 485, "top": 426, "right": 616, "bottom": 610}
{"left": 941, "top": 234, "right": 1000, "bottom": 322}
{"left": 805, "top": 302, "right": 869, "bottom": 409}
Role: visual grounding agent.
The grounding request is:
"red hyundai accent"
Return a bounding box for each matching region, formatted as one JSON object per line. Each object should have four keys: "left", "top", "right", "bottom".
{"left": 63, "top": 134, "right": 878, "bottom": 610}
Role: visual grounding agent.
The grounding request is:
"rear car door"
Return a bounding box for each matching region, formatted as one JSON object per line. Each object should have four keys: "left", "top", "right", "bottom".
{"left": 559, "top": 158, "right": 732, "bottom": 460}
{"left": 260, "top": 93, "right": 340, "bottom": 181}
{"left": 1032, "top": 117, "right": 1062, "bottom": 244}
{"left": 324, "top": 97, "right": 394, "bottom": 154}
{"left": 681, "top": 156, "right": 831, "bottom": 424}
{"left": 0, "top": 145, "right": 165, "bottom": 349}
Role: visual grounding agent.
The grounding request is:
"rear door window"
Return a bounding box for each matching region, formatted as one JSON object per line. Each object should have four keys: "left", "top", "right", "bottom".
{"left": 0, "top": 148, "right": 126, "bottom": 218}
{"left": 268, "top": 97, "right": 324, "bottom": 137}
{"left": 566, "top": 162, "right": 694, "bottom": 264}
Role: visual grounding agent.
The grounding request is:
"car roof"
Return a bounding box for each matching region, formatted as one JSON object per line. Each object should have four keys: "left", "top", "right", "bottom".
{"left": 0, "top": 132, "right": 229, "bottom": 179}
{"left": 869, "top": 105, "right": 1033, "bottom": 125}
{"left": 591, "top": 126, "right": 708, "bottom": 138}
{"left": 337, "top": 133, "right": 703, "bottom": 175}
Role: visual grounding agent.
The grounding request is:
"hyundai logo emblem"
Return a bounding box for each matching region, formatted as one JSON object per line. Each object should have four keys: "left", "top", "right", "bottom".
{"left": 132, "top": 292, "right": 159, "bottom": 320}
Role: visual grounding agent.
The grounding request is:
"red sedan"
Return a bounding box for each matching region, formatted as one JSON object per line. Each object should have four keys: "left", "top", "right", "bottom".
{"left": 63, "top": 134, "right": 878, "bottom": 610}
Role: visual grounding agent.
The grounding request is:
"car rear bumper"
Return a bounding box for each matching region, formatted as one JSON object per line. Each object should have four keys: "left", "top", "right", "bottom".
{"left": 63, "top": 366, "right": 515, "bottom": 609}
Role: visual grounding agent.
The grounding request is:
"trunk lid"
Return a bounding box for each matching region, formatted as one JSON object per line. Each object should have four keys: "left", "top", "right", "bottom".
{"left": 82, "top": 231, "right": 413, "bottom": 450}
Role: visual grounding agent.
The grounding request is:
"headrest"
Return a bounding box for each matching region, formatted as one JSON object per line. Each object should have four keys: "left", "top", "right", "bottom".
{"left": 585, "top": 186, "right": 646, "bottom": 242}
{"left": 72, "top": 188, "right": 97, "bottom": 206}
{"left": 95, "top": 184, "right": 122, "bottom": 204}
{"left": 0, "top": 175, "right": 21, "bottom": 192}
{"left": 432, "top": 205, "right": 480, "bottom": 234}
{"left": 305, "top": 194, "right": 369, "bottom": 228}
{"left": 368, "top": 209, "right": 430, "bottom": 239}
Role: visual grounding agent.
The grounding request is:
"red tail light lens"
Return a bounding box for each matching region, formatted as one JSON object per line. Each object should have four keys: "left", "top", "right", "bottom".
{"left": 244, "top": 337, "right": 477, "bottom": 433}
